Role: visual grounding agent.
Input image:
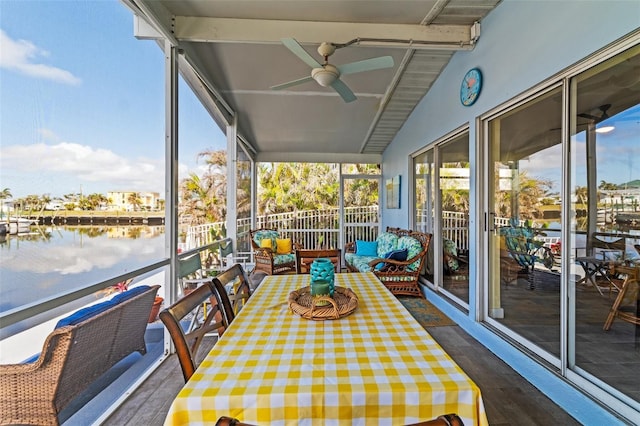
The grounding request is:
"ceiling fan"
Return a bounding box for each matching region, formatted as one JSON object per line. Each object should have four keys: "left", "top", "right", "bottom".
{"left": 271, "top": 38, "right": 394, "bottom": 103}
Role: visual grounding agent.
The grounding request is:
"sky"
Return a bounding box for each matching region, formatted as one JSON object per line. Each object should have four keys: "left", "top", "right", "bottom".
{"left": 1, "top": 1, "right": 638, "bottom": 202}
{"left": 0, "top": 0, "right": 227, "bottom": 200}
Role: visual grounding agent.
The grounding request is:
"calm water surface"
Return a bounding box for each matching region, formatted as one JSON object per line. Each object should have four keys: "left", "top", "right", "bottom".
{"left": 0, "top": 225, "right": 166, "bottom": 313}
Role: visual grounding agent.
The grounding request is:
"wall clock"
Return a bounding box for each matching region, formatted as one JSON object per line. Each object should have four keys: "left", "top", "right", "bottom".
{"left": 460, "top": 68, "right": 482, "bottom": 106}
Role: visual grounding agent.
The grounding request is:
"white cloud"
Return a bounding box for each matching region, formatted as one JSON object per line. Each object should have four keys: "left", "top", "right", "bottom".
{"left": 0, "top": 29, "right": 81, "bottom": 85}
{"left": 0, "top": 130, "right": 165, "bottom": 195}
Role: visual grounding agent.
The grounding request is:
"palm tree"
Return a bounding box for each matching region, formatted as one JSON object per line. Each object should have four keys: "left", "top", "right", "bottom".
{"left": 179, "top": 150, "right": 229, "bottom": 224}
{"left": 181, "top": 173, "right": 214, "bottom": 224}
{"left": 0, "top": 188, "right": 12, "bottom": 201}
{"left": 127, "top": 192, "right": 143, "bottom": 212}
{"left": 258, "top": 162, "right": 340, "bottom": 214}
{"left": 598, "top": 180, "right": 618, "bottom": 191}
{"left": 24, "top": 194, "right": 41, "bottom": 214}
{"left": 575, "top": 186, "right": 588, "bottom": 206}
{"left": 86, "top": 193, "right": 108, "bottom": 210}
{"left": 36, "top": 194, "right": 52, "bottom": 217}
{"left": 495, "top": 171, "right": 553, "bottom": 221}
{"left": 181, "top": 150, "right": 381, "bottom": 227}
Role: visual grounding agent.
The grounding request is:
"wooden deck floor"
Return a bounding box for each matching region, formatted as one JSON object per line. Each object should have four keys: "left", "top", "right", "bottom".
{"left": 104, "top": 325, "right": 581, "bottom": 426}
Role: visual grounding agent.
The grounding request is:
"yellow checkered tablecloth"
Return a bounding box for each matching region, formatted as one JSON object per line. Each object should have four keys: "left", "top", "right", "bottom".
{"left": 165, "top": 272, "right": 488, "bottom": 426}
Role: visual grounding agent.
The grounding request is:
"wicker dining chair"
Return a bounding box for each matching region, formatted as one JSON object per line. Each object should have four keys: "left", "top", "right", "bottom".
{"left": 214, "top": 413, "right": 463, "bottom": 426}
{"left": 210, "top": 278, "right": 235, "bottom": 326}
{"left": 159, "top": 282, "right": 229, "bottom": 382}
{"left": 215, "top": 417, "right": 257, "bottom": 426}
{"left": 295, "top": 248, "right": 342, "bottom": 274}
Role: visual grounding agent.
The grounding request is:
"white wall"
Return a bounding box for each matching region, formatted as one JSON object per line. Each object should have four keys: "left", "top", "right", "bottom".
{"left": 382, "top": 0, "right": 640, "bottom": 229}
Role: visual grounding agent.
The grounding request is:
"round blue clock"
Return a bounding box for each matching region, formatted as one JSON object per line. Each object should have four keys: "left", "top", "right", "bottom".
{"left": 460, "top": 68, "right": 482, "bottom": 106}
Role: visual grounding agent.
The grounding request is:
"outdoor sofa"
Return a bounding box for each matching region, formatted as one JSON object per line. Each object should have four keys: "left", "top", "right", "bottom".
{"left": 345, "top": 227, "right": 432, "bottom": 298}
{"left": 0, "top": 284, "right": 159, "bottom": 426}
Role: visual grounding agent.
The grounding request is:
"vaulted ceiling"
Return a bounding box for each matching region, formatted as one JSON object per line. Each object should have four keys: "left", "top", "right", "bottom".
{"left": 124, "top": 0, "right": 502, "bottom": 162}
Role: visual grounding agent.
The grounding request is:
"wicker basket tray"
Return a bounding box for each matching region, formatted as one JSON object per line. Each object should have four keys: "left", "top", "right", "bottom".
{"left": 288, "top": 286, "right": 359, "bottom": 320}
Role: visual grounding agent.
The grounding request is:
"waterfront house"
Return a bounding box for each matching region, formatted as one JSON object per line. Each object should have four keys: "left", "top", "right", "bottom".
{"left": 2, "top": 1, "right": 639, "bottom": 424}
{"left": 106, "top": 191, "right": 162, "bottom": 212}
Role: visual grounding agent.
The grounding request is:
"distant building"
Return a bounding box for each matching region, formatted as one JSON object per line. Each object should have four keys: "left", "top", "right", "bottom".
{"left": 107, "top": 191, "right": 161, "bottom": 211}
{"left": 598, "top": 189, "right": 640, "bottom": 209}
{"left": 45, "top": 200, "right": 64, "bottom": 211}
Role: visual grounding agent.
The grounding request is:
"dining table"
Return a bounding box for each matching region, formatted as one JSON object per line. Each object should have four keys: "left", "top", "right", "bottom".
{"left": 164, "top": 272, "right": 488, "bottom": 426}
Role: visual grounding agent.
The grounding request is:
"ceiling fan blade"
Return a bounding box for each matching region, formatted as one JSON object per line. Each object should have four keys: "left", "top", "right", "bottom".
{"left": 331, "top": 78, "right": 357, "bottom": 103}
{"left": 338, "top": 56, "right": 394, "bottom": 76}
{"left": 271, "top": 75, "right": 314, "bottom": 90}
{"left": 578, "top": 113, "right": 599, "bottom": 121}
{"left": 281, "top": 38, "right": 322, "bottom": 69}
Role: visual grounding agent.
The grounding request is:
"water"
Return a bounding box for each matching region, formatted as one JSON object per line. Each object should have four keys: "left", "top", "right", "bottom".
{"left": 0, "top": 225, "right": 166, "bottom": 314}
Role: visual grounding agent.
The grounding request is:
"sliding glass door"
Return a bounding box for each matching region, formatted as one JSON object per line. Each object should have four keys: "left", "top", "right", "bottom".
{"left": 482, "top": 42, "right": 640, "bottom": 416}
{"left": 413, "top": 129, "right": 470, "bottom": 306}
{"left": 568, "top": 44, "right": 640, "bottom": 409}
{"left": 485, "top": 86, "right": 563, "bottom": 360}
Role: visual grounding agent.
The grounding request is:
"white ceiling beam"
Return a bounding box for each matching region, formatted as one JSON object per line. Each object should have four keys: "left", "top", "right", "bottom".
{"left": 133, "top": 15, "right": 163, "bottom": 40}
{"left": 255, "top": 151, "right": 381, "bottom": 163}
{"left": 173, "top": 17, "right": 476, "bottom": 50}
{"left": 126, "top": 0, "right": 179, "bottom": 45}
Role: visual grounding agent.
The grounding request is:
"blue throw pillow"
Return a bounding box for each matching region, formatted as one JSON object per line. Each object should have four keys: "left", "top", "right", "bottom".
{"left": 355, "top": 240, "right": 378, "bottom": 257}
{"left": 376, "top": 248, "right": 408, "bottom": 270}
{"left": 387, "top": 248, "right": 408, "bottom": 261}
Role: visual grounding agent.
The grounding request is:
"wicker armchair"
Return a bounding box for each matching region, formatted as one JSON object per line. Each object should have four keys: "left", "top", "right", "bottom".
{"left": 249, "top": 228, "right": 301, "bottom": 275}
{"left": 0, "top": 285, "right": 159, "bottom": 426}
{"left": 345, "top": 227, "right": 432, "bottom": 298}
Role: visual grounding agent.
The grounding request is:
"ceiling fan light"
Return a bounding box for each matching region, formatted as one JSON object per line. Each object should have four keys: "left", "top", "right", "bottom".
{"left": 312, "top": 65, "right": 339, "bottom": 87}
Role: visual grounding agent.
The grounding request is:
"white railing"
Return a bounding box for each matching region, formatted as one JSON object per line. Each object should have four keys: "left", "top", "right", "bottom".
{"left": 193, "top": 208, "right": 635, "bottom": 259}
{"left": 185, "top": 206, "right": 379, "bottom": 253}
{"left": 185, "top": 222, "right": 226, "bottom": 250}
{"left": 416, "top": 209, "right": 470, "bottom": 252}
{"left": 189, "top": 208, "right": 567, "bottom": 256}
{"left": 443, "top": 211, "right": 469, "bottom": 252}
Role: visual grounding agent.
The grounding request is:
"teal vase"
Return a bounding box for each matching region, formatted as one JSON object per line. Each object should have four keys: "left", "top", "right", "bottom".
{"left": 310, "top": 258, "right": 335, "bottom": 295}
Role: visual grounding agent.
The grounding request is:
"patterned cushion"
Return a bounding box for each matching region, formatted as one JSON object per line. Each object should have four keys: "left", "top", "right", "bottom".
{"left": 273, "top": 253, "right": 296, "bottom": 266}
{"left": 344, "top": 252, "right": 358, "bottom": 266}
{"left": 253, "top": 230, "right": 279, "bottom": 248}
{"left": 500, "top": 225, "right": 542, "bottom": 268}
{"left": 443, "top": 239, "right": 460, "bottom": 272}
{"left": 397, "top": 236, "right": 423, "bottom": 271}
{"left": 376, "top": 232, "right": 399, "bottom": 257}
{"left": 345, "top": 253, "right": 378, "bottom": 272}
